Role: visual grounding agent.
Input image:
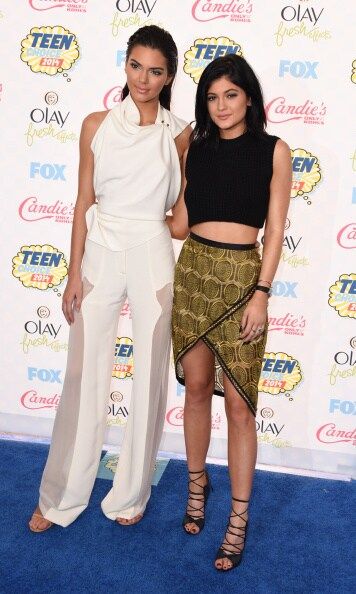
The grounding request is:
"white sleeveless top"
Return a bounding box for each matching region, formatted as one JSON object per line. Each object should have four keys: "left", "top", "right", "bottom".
{"left": 86, "top": 94, "right": 188, "bottom": 251}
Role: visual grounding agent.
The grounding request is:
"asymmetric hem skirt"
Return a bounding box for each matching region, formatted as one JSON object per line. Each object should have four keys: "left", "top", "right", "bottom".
{"left": 172, "top": 233, "right": 267, "bottom": 415}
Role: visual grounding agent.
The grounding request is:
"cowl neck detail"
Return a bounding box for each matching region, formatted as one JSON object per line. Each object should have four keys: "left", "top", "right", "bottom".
{"left": 111, "top": 94, "right": 164, "bottom": 135}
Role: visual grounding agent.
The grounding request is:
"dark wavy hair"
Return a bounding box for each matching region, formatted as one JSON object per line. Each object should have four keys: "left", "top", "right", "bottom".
{"left": 192, "top": 54, "right": 267, "bottom": 144}
{"left": 121, "top": 25, "right": 178, "bottom": 110}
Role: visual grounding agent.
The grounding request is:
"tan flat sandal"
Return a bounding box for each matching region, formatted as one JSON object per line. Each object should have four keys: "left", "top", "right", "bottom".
{"left": 29, "top": 512, "right": 53, "bottom": 533}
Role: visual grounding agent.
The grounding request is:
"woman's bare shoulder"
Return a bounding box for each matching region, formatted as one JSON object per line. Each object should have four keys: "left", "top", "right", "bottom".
{"left": 80, "top": 111, "right": 108, "bottom": 147}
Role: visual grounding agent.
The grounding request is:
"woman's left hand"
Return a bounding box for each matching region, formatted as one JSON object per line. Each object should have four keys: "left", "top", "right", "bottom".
{"left": 240, "top": 292, "right": 268, "bottom": 343}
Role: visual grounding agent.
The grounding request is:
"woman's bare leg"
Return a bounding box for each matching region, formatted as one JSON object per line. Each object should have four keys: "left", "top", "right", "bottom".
{"left": 181, "top": 340, "right": 215, "bottom": 534}
{"left": 215, "top": 374, "right": 257, "bottom": 570}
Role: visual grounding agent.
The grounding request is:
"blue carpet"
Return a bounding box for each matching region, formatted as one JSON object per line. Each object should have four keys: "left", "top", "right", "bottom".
{"left": 0, "top": 440, "right": 355, "bottom": 594}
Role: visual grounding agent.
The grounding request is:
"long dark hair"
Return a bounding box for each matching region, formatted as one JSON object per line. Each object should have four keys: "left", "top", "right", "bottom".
{"left": 121, "top": 25, "right": 178, "bottom": 110}
{"left": 192, "top": 54, "right": 267, "bottom": 144}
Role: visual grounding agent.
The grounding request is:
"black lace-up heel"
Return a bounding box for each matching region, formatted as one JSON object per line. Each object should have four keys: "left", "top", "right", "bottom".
{"left": 215, "top": 497, "right": 249, "bottom": 571}
{"left": 182, "top": 469, "right": 212, "bottom": 534}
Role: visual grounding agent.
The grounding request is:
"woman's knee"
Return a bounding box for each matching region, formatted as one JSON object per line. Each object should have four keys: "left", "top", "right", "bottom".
{"left": 225, "top": 393, "right": 255, "bottom": 428}
{"left": 184, "top": 375, "right": 214, "bottom": 405}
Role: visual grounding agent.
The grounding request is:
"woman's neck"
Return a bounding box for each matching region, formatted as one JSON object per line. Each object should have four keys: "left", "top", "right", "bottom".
{"left": 133, "top": 96, "right": 160, "bottom": 126}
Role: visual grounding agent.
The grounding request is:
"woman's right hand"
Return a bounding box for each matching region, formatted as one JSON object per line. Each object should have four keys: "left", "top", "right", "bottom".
{"left": 62, "top": 274, "right": 83, "bottom": 325}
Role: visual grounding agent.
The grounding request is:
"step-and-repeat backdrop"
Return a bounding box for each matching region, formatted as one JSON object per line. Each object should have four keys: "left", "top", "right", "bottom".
{"left": 1, "top": 1, "right": 355, "bottom": 477}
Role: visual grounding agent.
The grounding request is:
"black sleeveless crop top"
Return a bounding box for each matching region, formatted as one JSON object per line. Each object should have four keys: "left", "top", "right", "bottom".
{"left": 184, "top": 132, "right": 279, "bottom": 229}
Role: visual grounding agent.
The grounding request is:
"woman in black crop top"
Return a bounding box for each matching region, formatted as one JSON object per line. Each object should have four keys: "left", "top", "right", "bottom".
{"left": 166, "top": 55, "right": 291, "bottom": 571}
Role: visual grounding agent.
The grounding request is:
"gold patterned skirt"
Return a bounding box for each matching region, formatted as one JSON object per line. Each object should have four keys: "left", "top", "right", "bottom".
{"left": 172, "top": 233, "right": 267, "bottom": 415}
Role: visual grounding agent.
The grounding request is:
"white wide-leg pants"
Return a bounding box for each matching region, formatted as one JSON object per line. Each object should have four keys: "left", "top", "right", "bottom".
{"left": 39, "top": 228, "right": 174, "bottom": 527}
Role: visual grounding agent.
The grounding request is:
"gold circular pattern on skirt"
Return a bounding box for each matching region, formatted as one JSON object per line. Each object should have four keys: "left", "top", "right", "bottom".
{"left": 214, "top": 260, "right": 234, "bottom": 281}
{"left": 203, "top": 277, "right": 221, "bottom": 300}
{"left": 174, "top": 288, "right": 189, "bottom": 310}
{"left": 195, "top": 253, "right": 211, "bottom": 276}
{"left": 224, "top": 282, "right": 241, "bottom": 304}
{"left": 172, "top": 237, "right": 267, "bottom": 414}
{"left": 191, "top": 294, "right": 209, "bottom": 317}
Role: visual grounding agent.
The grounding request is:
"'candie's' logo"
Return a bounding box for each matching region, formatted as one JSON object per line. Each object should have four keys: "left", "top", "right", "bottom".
{"left": 316, "top": 423, "right": 356, "bottom": 446}
{"left": 192, "top": 0, "right": 252, "bottom": 23}
{"left": 337, "top": 224, "right": 356, "bottom": 249}
{"left": 184, "top": 37, "right": 243, "bottom": 84}
{"left": 21, "top": 26, "right": 79, "bottom": 75}
{"left": 12, "top": 245, "right": 68, "bottom": 290}
{"left": 291, "top": 148, "right": 321, "bottom": 200}
{"left": 19, "top": 197, "right": 74, "bottom": 224}
{"left": 112, "top": 337, "right": 133, "bottom": 379}
{"left": 29, "top": 0, "right": 88, "bottom": 12}
{"left": 259, "top": 352, "right": 302, "bottom": 395}
{"left": 21, "top": 389, "right": 60, "bottom": 410}
{"left": 103, "top": 85, "right": 123, "bottom": 110}
{"left": 265, "top": 97, "right": 326, "bottom": 125}
{"left": 328, "top": 274, "right": 356, "bottom": 319}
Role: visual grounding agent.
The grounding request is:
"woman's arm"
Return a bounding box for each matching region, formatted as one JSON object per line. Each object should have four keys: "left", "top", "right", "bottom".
{"left": 62, "top": 111, "right": 106, "bottom": 324}
{"left": 240, "top": 139, "right": 292, "bottom": 342}
{"left": 166, "top": 124, "right": 192, "bottom": 240}
{"left": 166, "top": 146, "right": 190, "bottom": 240}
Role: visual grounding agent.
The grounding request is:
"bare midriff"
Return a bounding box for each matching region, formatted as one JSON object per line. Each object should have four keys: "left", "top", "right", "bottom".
{"left": 191, "top": 221, "right": 259, "bottom": 245}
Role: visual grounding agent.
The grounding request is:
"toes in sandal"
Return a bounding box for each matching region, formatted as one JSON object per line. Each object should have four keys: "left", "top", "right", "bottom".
{"left": 29, "top": 513, "right": 53, "bottom": 533}
{"left": 215, "top": 497, "right": 249, "bottom": 571}
{"left": 182, "top": 469, "right": 212, "bottom": 535}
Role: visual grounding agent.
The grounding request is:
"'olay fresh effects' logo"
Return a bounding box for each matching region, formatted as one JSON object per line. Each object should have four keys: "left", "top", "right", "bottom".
{"left": 265, "top": 97, "right": 326, "bottom": 125}
{"left": 274, "top": 4, "right": 331, "bottom": 47}
{"left": 110, "top": 1, "right": 162, "bottom": 37}
{"left": 328, "top": 337, "right": 356, "bottom": 387}
{"left": 192, "top": 0, "right": 252, "bottom": 23}
{"left": 25, "top": 93, "right": 77, "bottom": 146}
{"left": 115, "top": 0, "right": 157, "bottom": 15}
{"left": 21, "top": 306, "right": 67, "bottom": 355}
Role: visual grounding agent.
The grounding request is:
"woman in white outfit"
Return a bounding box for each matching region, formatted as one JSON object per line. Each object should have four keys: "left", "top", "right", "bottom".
{"left": 29, "top": 25, "right": 190, "bottom": 532}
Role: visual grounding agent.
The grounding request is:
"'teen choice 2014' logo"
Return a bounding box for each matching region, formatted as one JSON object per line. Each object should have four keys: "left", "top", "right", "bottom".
{"left": 258, "top": 352, "right": 302, "bottom": 396}
{"left": 184, "top": 37, "right": 243, "bottom": 84}
{"left": 328, "top": 274, "right": 356, "bottom": 319}
{"left": 192, "top": 0, "right": 252, "bottom": 22}
{"left": 291, "top": 148, "right": 321, "bottom": 202}
{"left": 21, "top": 26, "right": 79, "bottom": 76}
{"left": 12, "top": 245, "right": 68, "bottom": 290}
{"left": 112, "top": 337, "right": 133, "bottom": 379}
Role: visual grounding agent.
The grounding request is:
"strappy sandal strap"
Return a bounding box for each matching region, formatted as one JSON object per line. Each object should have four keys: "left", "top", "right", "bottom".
{"left": 219, "top": 497, "right": 249, "bottom": 556}
{"left": 185, "top": 469, "right": 207, "bottom": 519}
